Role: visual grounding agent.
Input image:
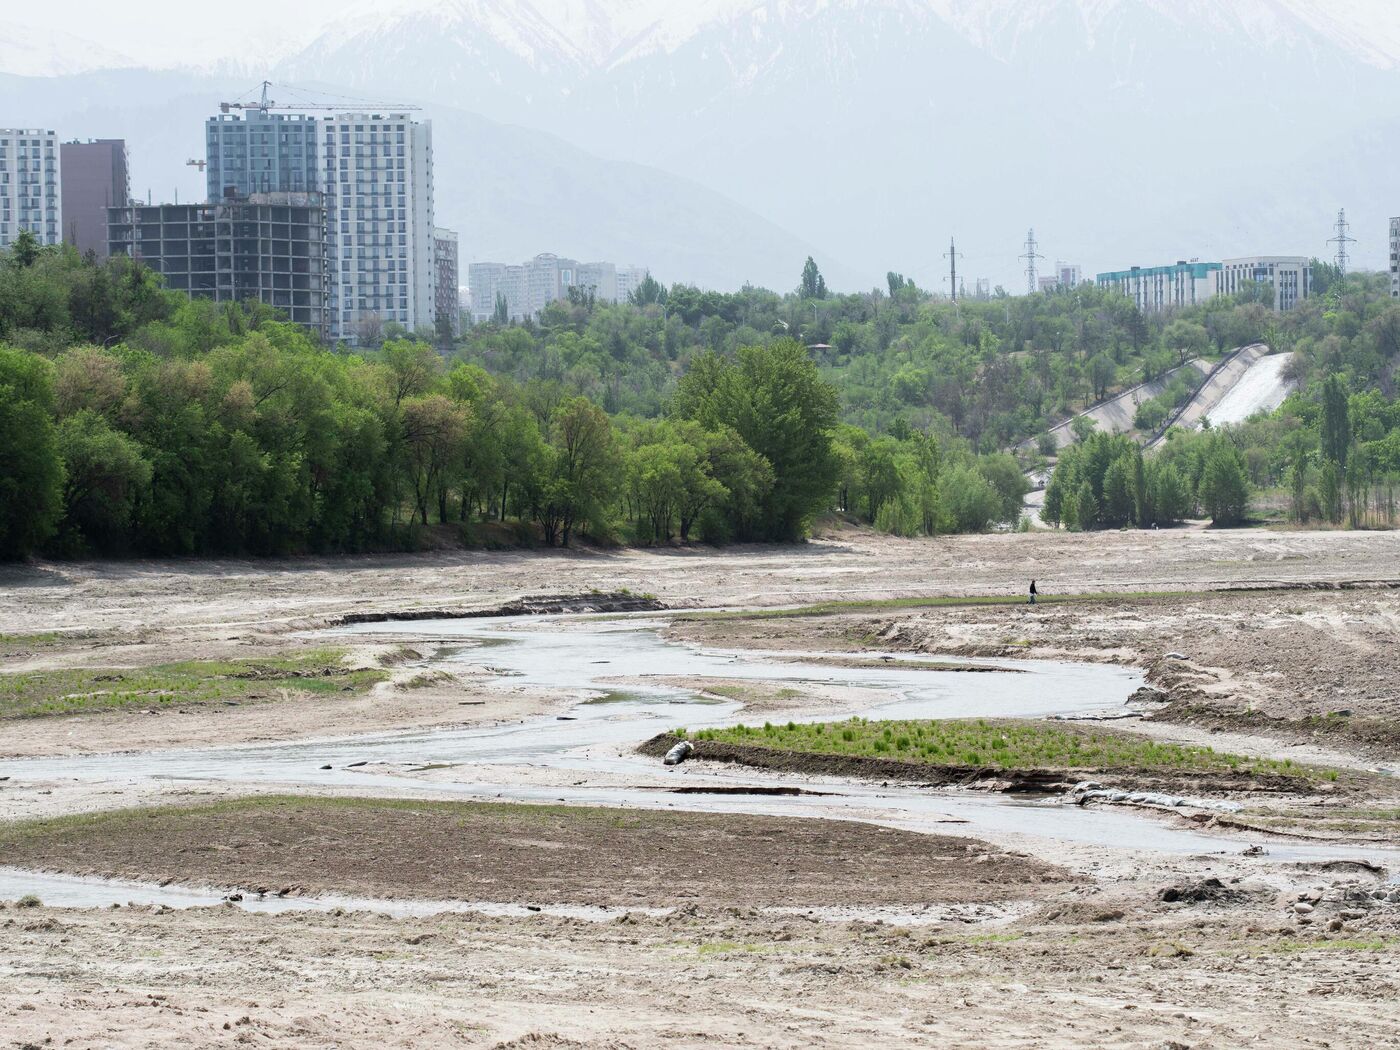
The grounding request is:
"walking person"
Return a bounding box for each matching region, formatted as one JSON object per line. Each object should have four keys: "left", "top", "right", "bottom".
{"left": 1028, "top": 579, "right": 1038, "bottom": 605}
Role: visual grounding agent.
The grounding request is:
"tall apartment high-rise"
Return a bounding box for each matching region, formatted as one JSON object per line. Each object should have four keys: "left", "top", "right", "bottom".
{"left": 60, "top": 138, "right": 129, "bottom": 258}
{"left": 206, "top": 111, "right": 318, "bottom": 199}
{"left": 318, "top": 113, "right": 436, "bottom": 343}
{"left": 0, "top": 129, "right": 61, "bottom": 248}
{"left": 1390, "top": 218, "right": 1400, "bottom": 298}
{"left": 433, "top": 227, "right": 460, "bottom": 336}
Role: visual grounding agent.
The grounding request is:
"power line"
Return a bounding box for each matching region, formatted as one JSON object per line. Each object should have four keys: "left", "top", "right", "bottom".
{"left": 1328, "top": 208, "right": 1357, "bottom": 276}
{"left": 1020, "top": 228, "right": 1044, "bottom": 296}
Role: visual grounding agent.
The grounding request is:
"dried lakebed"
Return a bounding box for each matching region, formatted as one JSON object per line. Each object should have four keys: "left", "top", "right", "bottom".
{"left": 2, "top": 614, "right": 1396, "bottom": 912}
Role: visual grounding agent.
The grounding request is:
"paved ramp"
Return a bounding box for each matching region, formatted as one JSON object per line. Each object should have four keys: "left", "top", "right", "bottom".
{"left": 1150, "top": 344, "right": 1293, "bottom": 444}
{"left": 1026, "top": 359, "right": 1212, "bottom": 451}
{"left": 1205, "top": 352, "right": 1295, "bottom": 425}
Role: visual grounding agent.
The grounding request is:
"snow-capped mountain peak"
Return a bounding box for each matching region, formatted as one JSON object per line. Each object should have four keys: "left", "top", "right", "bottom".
{"left": 0, "top": 20, "right": 137, "bottom": 77}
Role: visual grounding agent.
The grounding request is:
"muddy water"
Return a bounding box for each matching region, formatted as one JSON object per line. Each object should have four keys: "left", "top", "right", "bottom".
{"left": 4, "top": 616, "right": 1398, "bottom": 893}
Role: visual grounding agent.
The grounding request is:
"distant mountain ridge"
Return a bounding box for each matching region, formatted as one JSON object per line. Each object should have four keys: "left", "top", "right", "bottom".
{"left": 271, "top": 0, "right": 1400, "bottom": 288}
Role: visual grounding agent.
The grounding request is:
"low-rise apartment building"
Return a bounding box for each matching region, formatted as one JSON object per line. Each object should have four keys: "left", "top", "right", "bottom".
{"left": 1216, "top": 256, "right": 1311, "bottom": 312}
{"left": 1096, "top": 261, "right": 1221, "bottom": 313}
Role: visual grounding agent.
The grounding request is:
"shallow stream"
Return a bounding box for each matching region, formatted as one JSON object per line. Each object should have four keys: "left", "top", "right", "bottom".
{"left": 3, "top": 614, "right": 1396, "bottom": 909}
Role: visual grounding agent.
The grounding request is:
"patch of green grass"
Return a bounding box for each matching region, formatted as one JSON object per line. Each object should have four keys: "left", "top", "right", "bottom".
{"left": 0, "top": 632, "right": 63, "bottom": 645}
{"left": 0, "top": 649, "right": 386, "bottom": 720}
{"left": 0, "top": 631, "right": 84, "bottom": 659}
{"left": 962, "top": 932, "right": 1023, "bottom": 945}
{"left": 690, "top": 717, "right": 1336, "bottom": 780}
{"left": 1260, "top": 938, "right": 1394, "bottom": 955}
{"left": 701, "top": 684, "right": 802, "bottom": 703}
{"left": 695, "top": 941, "right": 774, "bottom": 957}
{"left": 673, "top": 590, "right": 1215, "bottom": 622}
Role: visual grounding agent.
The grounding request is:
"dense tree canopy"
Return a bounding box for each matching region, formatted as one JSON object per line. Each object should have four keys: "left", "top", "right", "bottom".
{"left": 5, "top": 239, "right": 1398, "bottom": 557}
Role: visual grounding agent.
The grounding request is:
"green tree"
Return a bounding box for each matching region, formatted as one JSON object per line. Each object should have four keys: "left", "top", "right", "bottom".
{"left": 1198, "top": 446, "right": 1250, "bottom": 526}
{"left": 1162, "top": 320, "right": 1209, "bottom": 366}
{"left": 977, "top": 453, "right": 1030, "bottom": 524}
{"left": 628, "top": 273, "right": 666, "bottom": 307}
{"left": 799, "top": 257, "right": 828, "bottom": 300}
{"left": 401, "top": 394, "right": 468, "bottom": 525}
{"left": 54, "top": 410, "right": 152, "bottom": 552}
{"left": 0, "top": 347, "right": 65, "bottom": 557}
{"left": 539, "top": 397, "right": 619, "bottom": 546}
{"left": 11, "top": 229, "right": 40, "bottom": 268}
{"left": 1071, "top": 479, "right": 1097, "bottom": 532}
{"left": 941, "top": 465, "right": 1000, "bottom": 533}
{"left": 673, "top": 340, "right": 838, "bottom": 540}
{"left": 1320, "top": 374, "right": 1350, "bottom": 470}
{"left": 1101, "top": 456, "right": 1135, "bottom": 526}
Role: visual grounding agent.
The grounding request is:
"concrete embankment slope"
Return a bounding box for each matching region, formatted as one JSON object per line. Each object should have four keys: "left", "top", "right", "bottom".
{"left": 1205, "top": 351, "right": 1295, "bottom": 425}
{"left": 1031, "top": 359, "right": 1212, "bottom": 451}
{"left": 1148, "top": 344, "right": 1293, "bottom": 445}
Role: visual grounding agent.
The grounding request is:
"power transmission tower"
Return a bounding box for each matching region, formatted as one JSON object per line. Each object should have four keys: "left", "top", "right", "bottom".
{"left": 944, "top": 237, "right": 963, "bottom": 301}
{"left": 1020, "top": 228, "right": 1044, "bottom": 295}
{"left": 1328, "top": 208, "right": 1357, "bottom": 277}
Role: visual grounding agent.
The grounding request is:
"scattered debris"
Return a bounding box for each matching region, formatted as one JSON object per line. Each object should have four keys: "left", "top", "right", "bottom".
{"left": 663, "top": 740, "right": 694, "bottom": 766}
{"left": 1070, "top": 783, "right": 1243, "bottom": 813}
{"left": 334, "top": 592, "right": 666, "bottom": 626}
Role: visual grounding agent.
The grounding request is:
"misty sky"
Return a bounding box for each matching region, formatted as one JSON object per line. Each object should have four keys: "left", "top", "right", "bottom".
{"left": 13, "top": 0, "right": 380, "bottom": 64}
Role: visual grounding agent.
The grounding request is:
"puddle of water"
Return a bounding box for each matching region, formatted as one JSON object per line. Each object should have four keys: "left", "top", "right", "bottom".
{"left": 583, "top": 689, "right": 724, "bottom": 706}
{"left": 0, "top": 867, "right": 668, "bottom": 921}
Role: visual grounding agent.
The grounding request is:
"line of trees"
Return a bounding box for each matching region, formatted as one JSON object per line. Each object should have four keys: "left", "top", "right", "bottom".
{"left": 1043, "top": 430, "right": 1248, "bottom": 530}
{"left": 0, "top": 243, "right": 1030, "bottom": 560}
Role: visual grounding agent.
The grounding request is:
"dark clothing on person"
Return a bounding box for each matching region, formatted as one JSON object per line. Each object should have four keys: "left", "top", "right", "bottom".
{"left": 1028, "top": 580, "right": 1037, "bottom": 605}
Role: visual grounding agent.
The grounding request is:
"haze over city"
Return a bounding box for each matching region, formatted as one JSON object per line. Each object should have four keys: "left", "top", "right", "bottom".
{"left": 8, "top": 0, "right": 1400, "bottom": 290}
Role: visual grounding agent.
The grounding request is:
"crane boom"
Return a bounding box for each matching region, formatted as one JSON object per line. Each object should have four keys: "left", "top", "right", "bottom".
{"left": 219, "top": 80, "right": 420, "bottom": 114}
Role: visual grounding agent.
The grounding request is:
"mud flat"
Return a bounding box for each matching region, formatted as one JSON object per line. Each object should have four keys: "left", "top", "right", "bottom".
{"left": 0, "top": 795, "right": 1067, "bottom": 909}
{"left": 2, "top": 528, "right": 1400, "bottom": 1047}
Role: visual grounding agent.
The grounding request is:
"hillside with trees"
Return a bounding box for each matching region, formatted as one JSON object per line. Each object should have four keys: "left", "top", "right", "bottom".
{"left": 3, "top": 239, "right": 1398, "bottom": 559}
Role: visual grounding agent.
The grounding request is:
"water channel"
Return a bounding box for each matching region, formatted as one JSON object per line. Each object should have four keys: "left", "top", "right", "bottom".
{"left": 2, "top": 614, "right": 1395, "bottom": 909}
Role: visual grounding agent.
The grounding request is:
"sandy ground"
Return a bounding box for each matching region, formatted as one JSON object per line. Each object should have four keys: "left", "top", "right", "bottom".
{"left": 3, "top": 528, "right": 1400, "bottom": 1048}
{"left": 2, "top": 876, "right": 1398, "bottom": 1049}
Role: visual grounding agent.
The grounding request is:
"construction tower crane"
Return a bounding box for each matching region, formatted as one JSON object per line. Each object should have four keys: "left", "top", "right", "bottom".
{"left": 219, "top": 80, "right": 420, "bottom": 114}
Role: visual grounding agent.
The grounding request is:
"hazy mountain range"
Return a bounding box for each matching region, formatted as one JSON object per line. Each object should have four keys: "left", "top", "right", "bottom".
{"left": 6, "top": 1, "right": 1400, "bottom": 291}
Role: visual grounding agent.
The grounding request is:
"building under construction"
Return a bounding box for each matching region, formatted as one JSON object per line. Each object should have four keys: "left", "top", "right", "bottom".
{"left": 106, "top": 192, "right": 330, "bottom": 341}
